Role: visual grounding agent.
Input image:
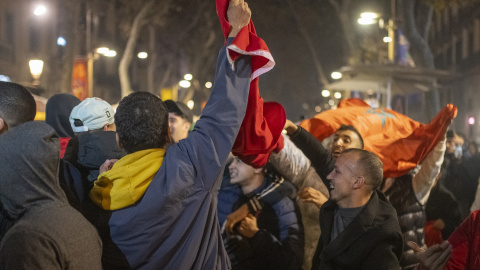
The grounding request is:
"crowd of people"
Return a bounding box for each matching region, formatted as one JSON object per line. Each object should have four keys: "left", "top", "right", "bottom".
{"left": 1, "top": 0, "right": 480, "bottom": 269}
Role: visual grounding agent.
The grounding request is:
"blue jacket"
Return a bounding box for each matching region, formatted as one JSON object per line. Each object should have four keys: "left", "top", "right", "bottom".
{"left": 219, "top": 176, "right": 304, "bottom": 270}
{"left": 85, "top": 40, "right": 251, "bottom": 269}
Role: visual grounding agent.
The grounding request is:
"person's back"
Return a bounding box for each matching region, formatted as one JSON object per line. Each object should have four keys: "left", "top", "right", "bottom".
{"left": 84, "top": 3, "right": 253, "bottom": 268}
{"left": 0, "top": 121, "right": 102, "bottom": 270}
{"left": 0, "top": 81, "right": 37, "bottom": 241}
{"left": 45, "top": 93, "right": 80, "bottom": 158}
{"left": 63, "top": 97, "right": 124, "bottom": 202}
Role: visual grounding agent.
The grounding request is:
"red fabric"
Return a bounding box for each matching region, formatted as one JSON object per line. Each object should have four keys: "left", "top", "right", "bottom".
{"left": 300, "top": 98, "right": 457, "bottom": 178}
{"left": 216, "top": 0, "right": 285, "bottom": 168}
{"left": 424, "top": 221, "right": 443, "bottom": 247}
{"left": 446, "top": 210, "right": 480, "bottom": 270}
{"left": 59, "top": 137, "right": 71, "bottom": 159}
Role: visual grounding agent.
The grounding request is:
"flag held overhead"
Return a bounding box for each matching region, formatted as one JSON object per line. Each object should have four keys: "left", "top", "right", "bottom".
{"left": 300, "top": 98, "right": 457, "bottom": 177}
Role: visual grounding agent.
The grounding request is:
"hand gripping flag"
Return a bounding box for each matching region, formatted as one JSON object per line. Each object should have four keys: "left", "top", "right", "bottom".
{"left": 217, "top": 0, "right": 286, "bottom": 168}
{"left": 300, "top": 98, "right": 457, "bottom": 178}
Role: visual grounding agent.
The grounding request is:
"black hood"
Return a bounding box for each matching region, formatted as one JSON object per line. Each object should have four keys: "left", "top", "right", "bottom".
{"left": 0, "top": 121, "right": 67, "bottom": 220}
{"left": 45, "top": 93, "right": 80, "bottom": 137}
{"left": 64, "top": 131, "right": 126, "bottom": 182}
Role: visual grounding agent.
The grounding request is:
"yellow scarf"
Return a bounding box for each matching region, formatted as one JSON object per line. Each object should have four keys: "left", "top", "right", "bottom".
{"left": 90, "top": 148, "right": 165, "bottom": 210}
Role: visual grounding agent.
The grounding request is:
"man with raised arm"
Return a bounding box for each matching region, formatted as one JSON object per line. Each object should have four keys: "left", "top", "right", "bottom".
{"left": 83, "top": 1, "right": 254, "bottom": 269}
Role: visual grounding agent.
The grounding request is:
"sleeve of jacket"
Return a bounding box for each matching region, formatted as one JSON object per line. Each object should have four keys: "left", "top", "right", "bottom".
{"left": 0, "top": 230, "right": 63, "bottom": 270}
{"left": 361, "top": 230, "right": 403, "bottom": 269}
{"left": 441, "top": 189, "right": 463, "bottom": 239}
{"left": 249, "top": 198, "right": 304, "bottom": 270}
{"left": 269, "top": 134, "right": 311, "bottom": 184}
{"left": 289, "top": 126, "right": 334, "bottom": 186}
{"left": 176, "top": 38, "right": 251, "bottom": 190}
{"left": 445, "top": 210, "right": 480, "bottom": 270}
{"left": 412, "top": 135, "right": 446, "bottom": 205}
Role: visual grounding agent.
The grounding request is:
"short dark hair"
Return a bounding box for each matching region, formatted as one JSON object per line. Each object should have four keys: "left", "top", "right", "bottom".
{"left": 115, "top": 92, "right": 169, "bottom": 153}
{"left": 343, "top": 148, "right": 383, "bottom": 190}
{"left": 0, "top": 82, "right": 36, "bottom": 128}
{"left": 337, "top": 124, "right": 364, "bottom": 149}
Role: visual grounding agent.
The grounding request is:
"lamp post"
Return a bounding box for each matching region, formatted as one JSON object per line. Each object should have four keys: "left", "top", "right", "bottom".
{"left": 29, "top": 60, "right": 44, "bottom": 86}
{"left": 358, "top": 0, "right": 396, "bottom": 63}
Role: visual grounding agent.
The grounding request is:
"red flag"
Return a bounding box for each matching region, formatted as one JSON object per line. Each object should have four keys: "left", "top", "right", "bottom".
{"left": 217, "top": 0, "right": 285, "bottom": 168}
{"left": 300, "top": 98, "right": 457, "bottom": 178}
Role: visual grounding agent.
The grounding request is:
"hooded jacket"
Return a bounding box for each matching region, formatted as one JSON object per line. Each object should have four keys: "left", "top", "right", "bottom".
{"left": 45, "top": 93, "right": 81, "bottom": 158}
{"left": 63, "top": 131, "right": 126, "bottom": 202}
{"left": 0, "top": 122, "right": 102, "bottom": 270}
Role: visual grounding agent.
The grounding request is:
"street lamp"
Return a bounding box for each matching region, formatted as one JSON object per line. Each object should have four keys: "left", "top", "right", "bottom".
{"left": 33, "top": 5, "right": 47, "bottom": 16}
{"left": 358, "top": 1, "right": 396, "bottom": 63}
{"left": 331, "top": 72, "right": 342, "bottom": 80}
{"left": 29, "top": 59, "right": 44, "bottom": 86}
{"left": 179, "top": 80, "right": 191, "bottom": 88}
{"left": 137, "top": 52, "right": 148, "bottom": 59}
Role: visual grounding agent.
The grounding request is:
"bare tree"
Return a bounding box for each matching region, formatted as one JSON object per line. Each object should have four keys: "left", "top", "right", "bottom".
{"left": 118, "top": 0, "right": 155, "bottom": 97}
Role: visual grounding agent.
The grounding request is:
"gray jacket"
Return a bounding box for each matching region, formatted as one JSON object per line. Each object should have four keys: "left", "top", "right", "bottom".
{"left": 0, "top": 122, "right": 102, "bottom": 270}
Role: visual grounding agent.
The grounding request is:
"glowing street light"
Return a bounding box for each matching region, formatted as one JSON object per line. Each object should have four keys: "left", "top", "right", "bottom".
{"left": 187, "top": 100, "right": 194, "bottom": 110}
{"left": 205, "top": 82, "right": 212, "bottom": 88}
{"left": 179, "top": 80, "right": 191, "bottom": 88}
{"left": 321, "top": 90, "right": 331, "bottom": 97}
{"left": 29, "top": 59, "right": 44, "bottom": 86}
{"left": 357, "top": 12, "right": 378, "bottom": 25}
{"left": 331, "top": 72, "right": 342, "bottom": 80}
{"left": 184, "top": 74, "right": 193, "bottom": 81}
{"left": 137, "top": 52, "right": 148, "bottom": 59}
{"left": 383, "top": 36, "right": 392, "bottom": 43}
{"left": 104, "top": 50, "right": 117, "bottom": 57}
{"left": 96, "top": 47, "right": 109, "bottom": 55}
{"left": 334, "top": 92, "right": 342, "bottom": 99}
{"left": 57, "top": 37, "right": 66, "bottom": 46}
{"left": 33, "top": 5, "right": 47, "bottom": 16}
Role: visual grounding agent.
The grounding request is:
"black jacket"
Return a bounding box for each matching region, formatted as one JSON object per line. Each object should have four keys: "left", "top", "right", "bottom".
{"left": 63, "top": 131, "right": 125, "bottom": 202}
{"left": 312, "top": 190, "right": 403, "bottom": 270}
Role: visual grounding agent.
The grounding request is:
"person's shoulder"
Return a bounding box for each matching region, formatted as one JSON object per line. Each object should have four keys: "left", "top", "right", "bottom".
{"left": 372, "top": 191, "right": 402, "bottom": 230}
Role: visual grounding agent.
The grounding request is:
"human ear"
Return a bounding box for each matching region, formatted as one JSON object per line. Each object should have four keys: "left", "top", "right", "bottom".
{"left": 116, "top": 133, "right": 123, "bottom": 149}
{"left": 353, "top": 176, "right": 366, "bottom": 188}
{"left": 0, "top": 118, "right": 7, "bottom": 135}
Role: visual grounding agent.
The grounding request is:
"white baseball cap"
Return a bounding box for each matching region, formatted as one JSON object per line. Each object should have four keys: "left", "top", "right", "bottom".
{"left": 69, "top": 97, "right": 115, "bottom": 132}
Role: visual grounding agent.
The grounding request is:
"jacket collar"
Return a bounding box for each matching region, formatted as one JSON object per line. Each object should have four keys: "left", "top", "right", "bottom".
{"left": 319, "top": 190, "right": 379, "bottom": 261}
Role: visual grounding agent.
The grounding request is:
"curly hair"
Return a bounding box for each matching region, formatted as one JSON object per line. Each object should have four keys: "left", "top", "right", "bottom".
{"left": 0, "top": 82, "right": 36, "bottom": 128}
{"left": 115, "top": 92, "right": 169, "bottom": 153}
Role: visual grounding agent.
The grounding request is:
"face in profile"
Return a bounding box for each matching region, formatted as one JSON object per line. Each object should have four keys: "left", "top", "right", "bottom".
{"left": 326, "top": 152, "right": 358, "bottom": 207}
{"left": 331, "top": 130, "right": 363, "bottom": 159}
{"left": 168, "top": 113, "right": 191, "bottom": 143}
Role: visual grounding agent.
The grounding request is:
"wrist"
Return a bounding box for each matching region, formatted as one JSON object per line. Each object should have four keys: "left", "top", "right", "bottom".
{"left": 228, "top": 26, "right": 243, "bottom": 37}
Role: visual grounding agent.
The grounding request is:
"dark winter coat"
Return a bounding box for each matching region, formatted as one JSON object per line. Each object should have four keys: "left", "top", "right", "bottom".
{"left": 0, "top": 122, "right": 102, "bottom": 269}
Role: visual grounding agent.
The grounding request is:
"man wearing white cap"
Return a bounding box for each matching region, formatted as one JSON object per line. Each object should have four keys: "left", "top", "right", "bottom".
{"left": 63, "top": 97, "right": 125, "bottom": 203}
{"left": 69, "top": 97, "right": 116, "bottom": 133}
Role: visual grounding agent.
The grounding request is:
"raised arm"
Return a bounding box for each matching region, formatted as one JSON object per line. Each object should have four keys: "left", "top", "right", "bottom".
{"left": 285, "top": 120, "right": 334, "bottom": 185}
{"left": 412, "top": 134, "right": 446, "bottom": 205}
{"left": 177, "top": 0, "right": 252, "bottom": 189}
